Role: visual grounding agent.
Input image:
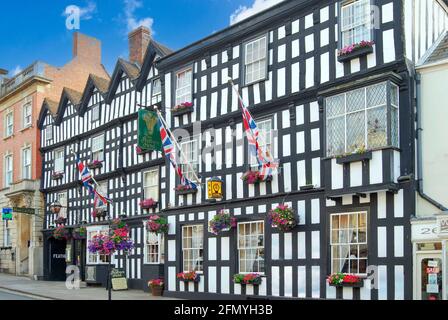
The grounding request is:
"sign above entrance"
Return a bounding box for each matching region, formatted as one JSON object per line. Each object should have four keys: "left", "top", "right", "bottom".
{"left": 2, "top": 208, "right": 12, "bottom": 221}
{"left": 13, "top": 207, "right": 36, "bottom": 215}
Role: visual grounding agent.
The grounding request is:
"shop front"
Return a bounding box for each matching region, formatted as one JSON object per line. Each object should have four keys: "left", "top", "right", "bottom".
{"left": 411, "top": 214, "right": 448, "bottom": 300}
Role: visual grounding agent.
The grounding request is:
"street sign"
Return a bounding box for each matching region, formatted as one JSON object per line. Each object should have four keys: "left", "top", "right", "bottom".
{"left": 2, "top": 208, "right": 12, "bottom": 221}
{"left": 13, "top": 207, "right": 36, "bottom": 215}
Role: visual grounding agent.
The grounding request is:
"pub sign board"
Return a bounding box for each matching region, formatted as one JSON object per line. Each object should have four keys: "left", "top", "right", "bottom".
{"left": 111, "top": 268, "right": 128, "bottom": 291}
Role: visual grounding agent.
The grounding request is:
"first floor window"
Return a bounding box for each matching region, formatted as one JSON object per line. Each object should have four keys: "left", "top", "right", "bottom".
{"left": 91, "top": 134, "right": 104, "bottom": 162}
{"left": 4, "top": 154, "right": 13, "bottom": 187}
{"left": 330, "top": 211, "right": 367, "bottom": 275}
{"left": 87, "top": 226, "right": 110, "bottom": 264}
{"left": 22, "top": 147, "right": 31, "bottom": 179}
{"left": 180, "top": 138, "right": 199, "bottom": 182}
{"left": 340, "top": 0, "right": 371, "bottom": 47}
{"left": 143, "top": 169, "right": 159, "bottom": 201}
{"left": 175, "top": 68, "right": 192, "bottom": 105}
{"left": 244, "top": 36, "right": 268, "bottom": 85}
{"left": 5, "top": 111, "right": 13, "bottom": 137}
{"left": 23, "top": 103, "right": 32, "bottom": 128}
{"left": 237, "top": 221, "right": 265, "bottom": 273}
{"left": 249, "top": 118, "right": 274, "bottom": 168}
{"left": 54, "top": 148, "right": 64, "bottom": 173}
{"left": 182, "top": 225, "right": 203, "bottom": 272}
{"left": 145, "top": 231, "right": 165, "bottom": 264}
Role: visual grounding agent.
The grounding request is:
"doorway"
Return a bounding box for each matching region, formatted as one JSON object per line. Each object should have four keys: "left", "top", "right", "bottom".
{"left": 74, "top": 239, "right": 86, "bottom": 281}
{"left": 416, "top": 253, "right": 443, "bottom": 300}
{"left": 48, "top": 238, "right": 67, "bottom": 281}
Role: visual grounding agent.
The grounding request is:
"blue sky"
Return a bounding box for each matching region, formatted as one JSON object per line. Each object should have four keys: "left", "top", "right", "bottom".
{"left": 0, "top": 0, "right": 284, "bottom": 76}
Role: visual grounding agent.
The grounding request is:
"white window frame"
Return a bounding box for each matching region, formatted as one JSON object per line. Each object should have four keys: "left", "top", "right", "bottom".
{"left": 21, "top": 146, "right": 32, "bottom": 180}
{"left": 151, "top": 77, "right": 162, "bottom": 104}
{"left": 57, "top": 191, "right": 68, "bottom": 218}
{"left": 249, "top": 118, "right": 273, "bottom": 168}
{"left": 91, "top": 134, "right": 104, "bottom": 162}
{"left": 143, "top": 168, "right": 159, "bottom": 201}
{"left": 182, "top": 224, "right": 204, "bottom": 273}
{"left": 340, "top": 0, "right": 372, "bottom": 48}
{"left": 143, "top": 223, "right": 165, "bottom": 264}
{"left": 46, "top": 125, "right": 53, "bottom": 141}
{"left": 179, "top": 137, "right": 199, "bottom": 182}
{"left": 330, "top": 211, "right": 368, "bottom": 276}
{"left": 175, "top": 68, "right": 192, "bottom": 106}
{"left": 237, "top": 221, "right": 265, "bottom": 274}
{"left": 4, "top": 110, "right": 13, "bottom": 138}
{"left": 91, "top": 105, "right": 100, "bottom": 122}
{"left": 86, "top": 225, "right": 110, "bottom": 265}
{"left": 22, "top": 102, "right": 32, "bottom": 128}
{"left": 4, "top": 153, "right": 13, "bottom": 187}
{"left": 243, "top": 35, "right": 268, "bottom": 86}
{"left": 3, "top": 221, "right": 11, "bottom": 247}
{"left": 54, "top": 148, "right": 65, "bottom": 174}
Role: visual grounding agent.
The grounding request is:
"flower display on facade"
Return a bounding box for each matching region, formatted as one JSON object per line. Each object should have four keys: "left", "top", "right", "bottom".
{"left": 86, "top": 159, "right": 103, "bottom": 169}
{"left": 209, "top": 209, "right": 237, "bottom": 235}
{"left": 338, "top": 40, "right": 375, "bottom": 56}
{"left": 172, "top": 102, "right": 194, "bottom": 113}
{"left": 140, "top": 198, "right": 158, "bottom": 209}
{"left": 233, "top": 273, "right": 263, "bottom": 285}
{"left": 267, "top": 204, "right": 297, "bottom": 232}
{"left": 146, "top": 215, "right": 169, "bottom": 234}
{"left": 148, "top": 278, "right": 164, "bottom": 288}
{"left": 53, "top": 225, "right": 70, "bottom": 240}
{"left": 241, "top": 170, "right": 272, "bottom": 184}
{"left": 88, "top": 219, "right": 134, "bottom": 255}
{"left": 177, "top": 271, "right": 200, "bottom": 282}
{"left": 72, "top": 227, "right": 87, "bottom": 240}
{"left": 327, "top": 272, "right": 362, "bottom": 286}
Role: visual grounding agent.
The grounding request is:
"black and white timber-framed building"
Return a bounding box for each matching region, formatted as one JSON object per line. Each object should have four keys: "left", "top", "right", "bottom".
{"left": 38, "top": 0, "right": 448, "bottom": 299}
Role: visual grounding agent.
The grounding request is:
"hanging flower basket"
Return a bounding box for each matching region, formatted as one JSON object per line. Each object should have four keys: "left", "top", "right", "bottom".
{"left": 175, "top": 185, "right": 198, "bottom": 195}
{"left": 241, "top": 170, "right": 272, "bottom": 184}
{"left": 177, "top": 271, "right": 200, "bottom": 283}
{"left": 268, "top": 204, "right": 297, "bottom": 232}
{"left": 55, "top": 217, "right": 67, "bottom": 225}
{"left": 172, "top": 102, "right": 194, "bottom": 116}
{"left": 53, "top": 225, "right": 70, "bottom": 240}
{"left": 148, "top": 279, "right": 164, "bottom": 296}
{"left": 52, "top": 172, "right": 64, "bottom": 180}
{"left": 73, "top": 227, "right": 87, "bottom": 240}
{"left": 233, "top": 273, "right": 263, "bottom": 286}
{"left": 92, "top": 208, "right": 107, "bottom": 219}
{"left": 86, "top": 160, "right": 103, "bottom": 170}
{"left": 88, "top": 219, "right": 134, "bottom": 255}
{"left": 327, "top": 273, "right": 364, "bottom": 287}
{"left": 140, "top": 198, "right": 158, "bottom": 210}
{"left": 136, "top": 146, "right": 151, "bottom": 155}
{"left": 209, "top": 209, "right": 237, "bottom": 235}
{"left": 146, "top": 215, "right": 169, "bottom": 234}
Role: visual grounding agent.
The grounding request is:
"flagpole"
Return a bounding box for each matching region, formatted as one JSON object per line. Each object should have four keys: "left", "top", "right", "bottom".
{"left": 154, "top": 106, "right": 202, "bottom": 186}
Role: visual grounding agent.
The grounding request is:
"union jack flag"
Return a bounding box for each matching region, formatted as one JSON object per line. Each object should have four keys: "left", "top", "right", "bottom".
{"left": 158, "top": 117, "right": 197, "bottom": 189}
{"left": 238, "top": 90, "right": 278, "bottom": 180}
{"left": 93, "top": 188, "right": 111, "bottom": 209}
{"left": 76, "top": 155, "right": 94, "bottom": 195}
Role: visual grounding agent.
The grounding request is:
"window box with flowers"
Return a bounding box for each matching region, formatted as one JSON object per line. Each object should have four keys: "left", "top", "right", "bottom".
{"left": 92, "top": 208, "right": 107, "bottom": 219}
{"left": 337, "top": 41, "right": 374, "bottom": 63}
{"left": 233, "top": 273, "right": 263, "bottom": 286}
{"left": 147, "top": 278, "right": 164, "bottom": 296}
{"left": 209, "top": 209, "right": 237, "bottom": 235}
{"left": 86, "top": 160, "right": 103, "bottom": 170}
{"left": 73, "top": 227, "right": 87, "bottom": 240}
{"left": 268, "top": 204, "right": 297, "bottom": 232}
{"left": 52, "top": 172, "right": 64, "bottom": 180}
{"left": 177, "top": 271, "right": 200, "bottom": 283}
{"left": 241, "top": 170, "right": 272, "bottom": 185}
{"left": 146, "top": 215, "right": 169, "bottom": 234}
{"left": 175, "top": 185, "right": 198, "bottom": 195}
{"left": 53, "top": 225, "right": 70, "bottom": 240}
{"left": 140, "top": 198, "right": 158, "bottom": 210}
{"left": 327, "top": 273, "right": 364, "bottom": 288}
{"left": 172, "top": 102, "right": 194, "bottom": 116}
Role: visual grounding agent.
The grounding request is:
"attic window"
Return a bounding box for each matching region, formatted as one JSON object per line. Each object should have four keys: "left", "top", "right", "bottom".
{"left": 91, "top": 105, "right": 100, "bottom": 122}
{"left": 46, "top": 125, "right": 53, "bottom": 141}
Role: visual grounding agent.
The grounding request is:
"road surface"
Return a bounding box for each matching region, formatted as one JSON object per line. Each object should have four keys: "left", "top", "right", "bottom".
{"left": 0, "top": 289, "right": 36, "bottom": 300}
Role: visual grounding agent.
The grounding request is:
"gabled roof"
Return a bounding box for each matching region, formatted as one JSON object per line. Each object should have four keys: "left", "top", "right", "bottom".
{"left": 136, "top": 40, "right": 173, "bottom": 91}
{"left": 427, "top": 32, "right": 448, "bottom": 64}
{"left": 37, "top": 98, "right": 58, "bottom": 129}
{"left": 105, "top": 58, "right": 141, "bottom": 104}
{"left": 78, "top": 74, "right": 111, "bottom": 115}
{"left": 54, "top": 87, "right": 83, "bottom": 125}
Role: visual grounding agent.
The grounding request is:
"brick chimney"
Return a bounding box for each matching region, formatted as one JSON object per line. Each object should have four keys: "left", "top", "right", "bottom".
{"left": 73, "top": 32, "right": 102, "bottom": 64}
{"left": 128, "top": 26, "right": 151, "bottom": 66}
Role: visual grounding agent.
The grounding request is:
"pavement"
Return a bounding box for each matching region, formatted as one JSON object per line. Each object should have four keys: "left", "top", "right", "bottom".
{"left": 0, "top": 273, "right": 179, "bottom": 300}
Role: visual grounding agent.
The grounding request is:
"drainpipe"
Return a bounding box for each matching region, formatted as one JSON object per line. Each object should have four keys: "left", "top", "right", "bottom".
{"left": 415, "top": 72, "right": 447, "bottom": 211}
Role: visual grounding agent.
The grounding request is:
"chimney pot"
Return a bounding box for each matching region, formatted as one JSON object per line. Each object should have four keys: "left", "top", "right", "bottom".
{"left": 128, "top": 26, "right": 151, "bottom": 66}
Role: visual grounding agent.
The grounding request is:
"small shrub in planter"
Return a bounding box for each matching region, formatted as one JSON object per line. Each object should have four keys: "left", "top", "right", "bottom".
{"left": 233, "top": 273, "right": 263, "bottom": 286}
{"left": 209, "top": 209, "right": 237, "bottom": 235}
{"left": 72, "top": 227, "right": 87, "bottom": 240}
{"left": 327, "top": 273, "right": 363, "bottom": 287}
{"left": 53, "top": 225, "right": 70, "bottom": 240}
{"left": 268, "top": 204, "right": 297, "bottom": 232}
{"left": 140, "top": 198, "right": 158, "bottom": 209}
{"left": 148, "top": 279, "right": 164, "bottom": 296}
{"left": 177, "top": 271, "right": 200, "bottom": 282}
{"left": 241, "top": 170, "right": 272, "bottom": 184}
{"left": 146, "top": 215, "right": 169, "bottom": 234}
{"left": 86, "top": 160, "right": 103, "bottom": 169}
{"left": 172, "top": 102, "right": 194, "bottom": 116}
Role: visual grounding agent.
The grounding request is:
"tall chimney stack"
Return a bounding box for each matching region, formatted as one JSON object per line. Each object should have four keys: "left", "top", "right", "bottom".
{"left": 128, "top": 26, "right": 151, "bottom": 66}
{"left": 73, "top": 32, "right": 102, "bottom": 64}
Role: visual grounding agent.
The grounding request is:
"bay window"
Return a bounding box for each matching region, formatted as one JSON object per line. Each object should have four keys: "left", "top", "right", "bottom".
{"left": 144, "top": 230, "right": 164, "bottom": 264}
{"left": 175, "top": 68, "right": 192, "bottom": 106}
{"left": 340, "top": 0, "right": 372, "bottom": 48}
{"left": 91, "top": 134, "right": 104, "bottom": 162}
{"left": 182, "top": 225, "right": 203, "bottom": 272}
{"left": 237, "top": 221, "right": 265, "bottom": 273}
{"left": 330, "top": 212, "right": 367, "bottom": 275}
{"left": 325, "top": 81, "right": 399, "bottom": 157}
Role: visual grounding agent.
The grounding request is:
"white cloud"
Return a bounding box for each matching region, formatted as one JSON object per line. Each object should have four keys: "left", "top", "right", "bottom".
{"left": 124, "top": 0, "right": 154, "bottom": 33}
{"left": 230, "top": 0, "right": 285, "bottom": 25}
{"left": 63, "top": 1, "right": 97, "bottom": 20}
{"left": 12, "top": 66, "right": 22, "bottom": 76}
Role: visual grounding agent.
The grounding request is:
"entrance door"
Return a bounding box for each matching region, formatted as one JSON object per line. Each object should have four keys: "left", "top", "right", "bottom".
{"left": 74, "top": 240, "right": 86, "bottom": 281}
{"left": 49, "top": 238, "right": 67, "bottom": 281}
{"left": 416, "top": 253, "right": 443, "bottom": 300}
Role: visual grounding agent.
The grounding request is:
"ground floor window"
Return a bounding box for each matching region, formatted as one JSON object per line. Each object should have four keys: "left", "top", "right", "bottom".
{"left": 237, "top": 221, "right": 265, "bottom": 273}
{"left": 86, "top": 226, "right": 110, "bottom": 264}
{"left": 182, "top": 224, "right": 203, "bottom": 272}
{"left": 144, "top": 230, "right": 164, "bottom": 264}
{"left": 330, "top": 211, "right": 367, "bottom": 275}
{"left": 2, "top": 221, "right": 11, "bottom": 247}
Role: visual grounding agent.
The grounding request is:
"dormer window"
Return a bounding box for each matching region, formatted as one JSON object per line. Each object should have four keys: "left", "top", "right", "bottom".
{"left": 152, "top": 78, "right": 162, "bottom": 105}
{"left": 46, "top": 125, "right": 53, "bottom": 141}
{"left": 91, "top": 105, "right": 100, "bottom": 122}
{"left": 340, "top": 0, "right": 372, "bottom": 48}
{"left": 175, "top": 68, "right": 192, "bottom": 106}
{"left": 243, "top": 35, "right": 268, "bottom": 86}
